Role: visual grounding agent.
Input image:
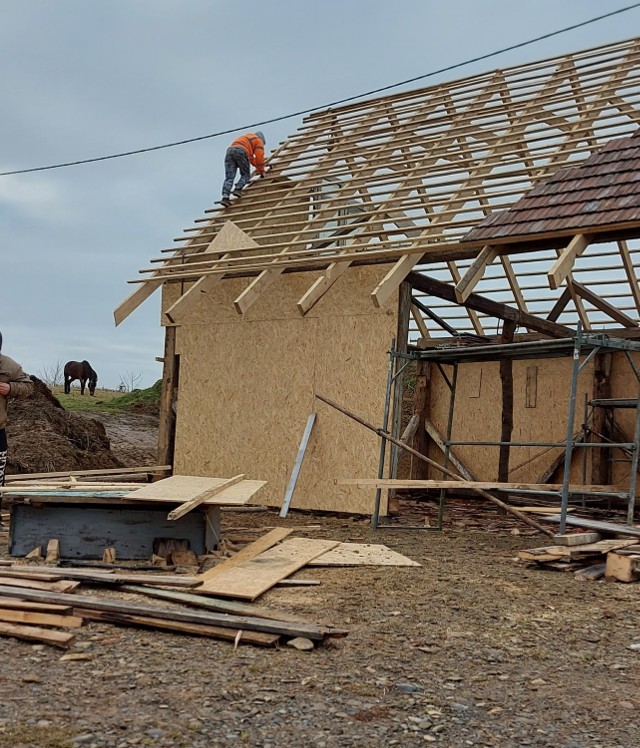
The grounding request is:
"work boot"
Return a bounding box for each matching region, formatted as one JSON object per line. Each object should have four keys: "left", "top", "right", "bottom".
{"left": 232, "top": 188, "right": 244, "bottom": 198}
{"left": 221, "top": 196, "right": 231, "bottom": 207}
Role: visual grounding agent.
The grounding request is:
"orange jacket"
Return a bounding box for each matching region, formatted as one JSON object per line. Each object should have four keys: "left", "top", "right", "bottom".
{"left": 231, "top": 133, "right": 265, "bottom": 173}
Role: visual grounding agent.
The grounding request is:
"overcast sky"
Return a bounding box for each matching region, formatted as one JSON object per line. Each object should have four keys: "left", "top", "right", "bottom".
{"left": 1, "top": 0, "right": 637, "bottom": 389}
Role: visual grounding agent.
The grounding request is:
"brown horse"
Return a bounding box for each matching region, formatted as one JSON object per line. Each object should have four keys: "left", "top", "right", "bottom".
{"left": 64, "top": 360, "right": 98, "bottom": 396}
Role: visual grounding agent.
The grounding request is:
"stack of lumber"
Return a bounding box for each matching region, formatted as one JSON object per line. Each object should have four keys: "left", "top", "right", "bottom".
{"left": 0, "top": 560, "right": 348, "bottom": 650}
{"left": 517, "top": 533, "right": 640, "bottom": 582}
{"left": 0, "top": 522, "right": 420, "bottom": 650}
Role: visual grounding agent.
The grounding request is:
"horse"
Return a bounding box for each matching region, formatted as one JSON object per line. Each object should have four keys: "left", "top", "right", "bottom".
{"left": 63, "top": 360, "right": 98, "bottom": 396}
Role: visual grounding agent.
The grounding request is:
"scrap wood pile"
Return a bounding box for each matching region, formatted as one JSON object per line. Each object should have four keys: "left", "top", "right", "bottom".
{"left": 517, "top": 530, "right": 640, "bottom": 582}
{"left": 0, "top": 528, "right": 419, "bottom": 651}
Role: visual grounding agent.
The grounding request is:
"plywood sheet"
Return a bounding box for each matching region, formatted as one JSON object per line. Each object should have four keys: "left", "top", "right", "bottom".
{"left": 198, "top": 528, "right": 293, "bottom": 590}
{"left": 124, "top": 475, "right": 265, "bottom": 506}
{"left": 197, "top": 538, "right": 339, "bottom": 600}
{"left": 173, "top": 265, "right": 397, "bottom": 515}
{"left": 307, "top": 543, "right": 420, "bottom": 567}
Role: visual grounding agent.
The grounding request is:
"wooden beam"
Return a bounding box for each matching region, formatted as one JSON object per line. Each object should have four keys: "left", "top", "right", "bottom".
{"left": 167, "top": 474, "right": 245, "bottom": 521}
{"left": 572, "top": 281, "right": 639, "bottom": 328}
{"left": 500, "top": 255, "right": 529, "bottom": 313}
{"left": 424, "top": 419, "right": 477, "bottom": 481}
{"left": 371, "top": 253, "right": 425, "bottom": 309}
{"left": 410, "top": 305, "right": 430, "bottom": 339}
{"left": 547, "top": 234, "right": 591, "bottom": 289}
{"left": 157, "top": 325, "right": 178, "bottom": 471}
{"left": 619, "top": 239, "right": 640, "bottom": 316}
{"left": 407, "top": 272, "right": 572, "bottom": 338}
{"left": 164, "top": 222, "right": 259, "bottom": 323}
{"left": 498, "top": 320, "right": 516, "bottom": 482}
{"left": 455, "top": 245, "right": 498, "bottom": 302}
{"left": 412, "top": 362, "right": 431, "bottom": 480}
{"left": 547, "top": 286, "right": 572, "bottom": 322}
{"left": 447, "top": 261, "right": 485, "bottom": 335}
{"left": 297, "top": 258, "right": 352, "bottom": 316}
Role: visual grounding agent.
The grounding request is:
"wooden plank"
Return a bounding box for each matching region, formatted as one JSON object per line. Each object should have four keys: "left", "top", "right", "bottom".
{"left": 121, "top": 585, "right": 307, "bottom": 623}
{"left": 167, "top": 474, "right": 245, "bottom": 520}
{"left": 77, "top": 609, "right": 280, "bottom": 646}
{"left": 198, "top": 528, "right": 293, "bottom": 589}
{"left": 605, "top": 551, "right": 640, "bottom": 582}
{"left": 0, "top": 585, "right": 348, "bottom": 641}
{"left": 307, "top": 543, "right": 420, "bottom": 567}
{"left": 455, "top": 245, "right": 498, "bottom": 302}
{"left": 552, "top": 532, "right": 601, "bottom": 546}
{"left": 336, "top": 478, "right": 620, "bottom": 493}
{"left": 0, "top": 621, "right": 75, "bottom": 648}
{"left": 542, "top": 515, "right": 640, "bottom": 538}
{"left": 574, "top": 563, "right": 606, "bottom": 581}
{"left": 280, "top": 414, "right": 316, "bottom": 518}
{"left": 1, "top": 568, "right": 199, "bottom": 588}
{"left": 0, "top": 576, "right": 80, "bottom": 594}
{"left": 5, "top": 466, "right": 170, "bottom": 483}
{"left": 0, "top": 597, "right": 73, "bottom": 614}
{"left": 0, "top": 609, "right": 83, "bottom": 629}
{"left": 197, "top": 539, "right": 340, "bottom": 600}
{"left": 519, "top": 538, "right": 638, "bottom": 562}
{"left": 125, "top": 475, "right": 263, "bottom": 506}
{"left": 498, "top": 319, "right": 516, "bottom": 482}
{"left": 547, "top": 234, "right": 590, "bottom": 289}
{"left": 45, "top": 539, "right": 59, "bottom": 564}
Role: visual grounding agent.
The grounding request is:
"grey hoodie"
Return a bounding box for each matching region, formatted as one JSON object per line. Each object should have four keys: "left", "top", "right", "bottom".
{"left": 0, "top": 354, "right": 33, "bottom": 429}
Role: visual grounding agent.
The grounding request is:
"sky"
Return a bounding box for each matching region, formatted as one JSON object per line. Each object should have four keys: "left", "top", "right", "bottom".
{"left": 1, "top": 0, "right": 639, "bottom": 389}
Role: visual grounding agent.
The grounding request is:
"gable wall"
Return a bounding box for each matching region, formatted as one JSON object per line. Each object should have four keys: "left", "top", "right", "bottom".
{"left": 164, "top": 265, "right": 398, "bottom": 515}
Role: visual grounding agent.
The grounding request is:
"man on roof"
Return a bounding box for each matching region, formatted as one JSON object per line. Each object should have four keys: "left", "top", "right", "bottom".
{"left": 221, "top": 131, "right": 266, "bottom": 207}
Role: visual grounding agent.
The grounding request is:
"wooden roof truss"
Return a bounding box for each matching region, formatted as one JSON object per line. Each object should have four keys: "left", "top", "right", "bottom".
{"left": 117, "top": 36, "right": 640, "bottom": 333}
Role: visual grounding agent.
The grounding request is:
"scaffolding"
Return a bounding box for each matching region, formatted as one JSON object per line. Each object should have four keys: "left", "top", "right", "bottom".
{"left": 375, "top": 326, "right": 640, "bottom": 533}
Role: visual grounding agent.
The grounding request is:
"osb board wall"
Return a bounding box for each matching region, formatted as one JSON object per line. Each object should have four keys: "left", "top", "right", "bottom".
{"left": 427, "top": 357, "right": 595, "bottom": 483}
{"left": 170, "top": 265, "right": 397, "bottom": 515}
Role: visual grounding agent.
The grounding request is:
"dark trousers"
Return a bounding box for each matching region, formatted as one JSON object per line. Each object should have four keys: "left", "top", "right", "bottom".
{"left": 222, "top": 147, "right": 251, "bottom": 197}
{"left": 0, "top": 428, "right": 6, "bottom": 487}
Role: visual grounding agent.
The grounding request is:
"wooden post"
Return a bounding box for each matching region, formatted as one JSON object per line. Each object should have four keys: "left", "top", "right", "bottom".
{"left": 411, "top": 360, "right": 431, "bottom": 480}
{"left": 157, "top": 326, "right": 179, "bottom": 473}
{"left": 498, "top": 320, "right": 516, "bottom": 482}
{"left": 591, "top": 352, "right": 612, "bottom": 485}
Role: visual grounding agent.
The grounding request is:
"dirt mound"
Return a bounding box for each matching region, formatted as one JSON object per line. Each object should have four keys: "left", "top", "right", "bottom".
{"left": 5, "top": 377, "right": 124, "bottom": 475}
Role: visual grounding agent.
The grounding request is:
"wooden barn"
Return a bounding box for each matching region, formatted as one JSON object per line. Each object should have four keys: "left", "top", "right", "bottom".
{"left": 115, "top": 35, "right": 640, "bottom": 525}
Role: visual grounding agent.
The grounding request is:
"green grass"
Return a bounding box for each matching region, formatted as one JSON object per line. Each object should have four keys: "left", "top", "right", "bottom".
{"left": 53, "top": 379, "right": 161, "bottom": 414}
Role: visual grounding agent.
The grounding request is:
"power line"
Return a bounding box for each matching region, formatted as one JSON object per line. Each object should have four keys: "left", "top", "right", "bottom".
{"left": 2, "top": 3, "right": 639, "bottom": 178}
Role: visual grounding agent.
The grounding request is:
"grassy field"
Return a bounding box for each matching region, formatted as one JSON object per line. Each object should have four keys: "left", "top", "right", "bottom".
{"left": 52, "top": 380, "right": 161, "bottom": 414}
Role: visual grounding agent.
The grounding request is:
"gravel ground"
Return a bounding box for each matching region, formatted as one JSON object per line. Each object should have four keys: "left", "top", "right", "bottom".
{"left": 0, "top": 505, "right": 639, "bottom": 748}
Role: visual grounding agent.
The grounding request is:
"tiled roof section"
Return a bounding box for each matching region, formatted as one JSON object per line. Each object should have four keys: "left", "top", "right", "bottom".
{"left": 463, "top": 132, "right": 640, "bottom": 244}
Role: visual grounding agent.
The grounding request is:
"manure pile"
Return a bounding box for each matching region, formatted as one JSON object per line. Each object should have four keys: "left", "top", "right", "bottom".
{"left": 5, "top": 377, "right": 123, "bottom": 475}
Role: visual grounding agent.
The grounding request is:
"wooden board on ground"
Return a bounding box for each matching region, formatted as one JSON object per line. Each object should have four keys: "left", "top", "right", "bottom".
{"left": 0, "top": 597, "right": 73, "bottom": 614}
{"left": 605, "top": 551, "right": 640, "bottom": 582}
{"left": 0, "top": 576, "right": 80, "bottom": 594}
{"left": 518, "top": 538, "right": 637, "bottom": 562}
{"left": 0, "top": 609, "right": 83, "bottom": 629}
{"left": 0, "top": 620, "right": 75, "bottom": 648}
{"left": 307, "top": 543, "right": 421, "bottom": 567}
{"left": 198, "top": 528, "right": 293, "bottom": 588}
{"left": 197, "top": 539, "right": 340, "bottom": 600}
{"left": 552, "top": 532, "right": 601, "bottom": 546}
{"left": 125, "top": 475, "right": 265, "bottom": 506}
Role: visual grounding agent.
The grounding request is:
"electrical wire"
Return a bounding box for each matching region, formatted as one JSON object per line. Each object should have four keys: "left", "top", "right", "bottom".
{"left": 1, "top": 2, "right": 639, "bottom": 177}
